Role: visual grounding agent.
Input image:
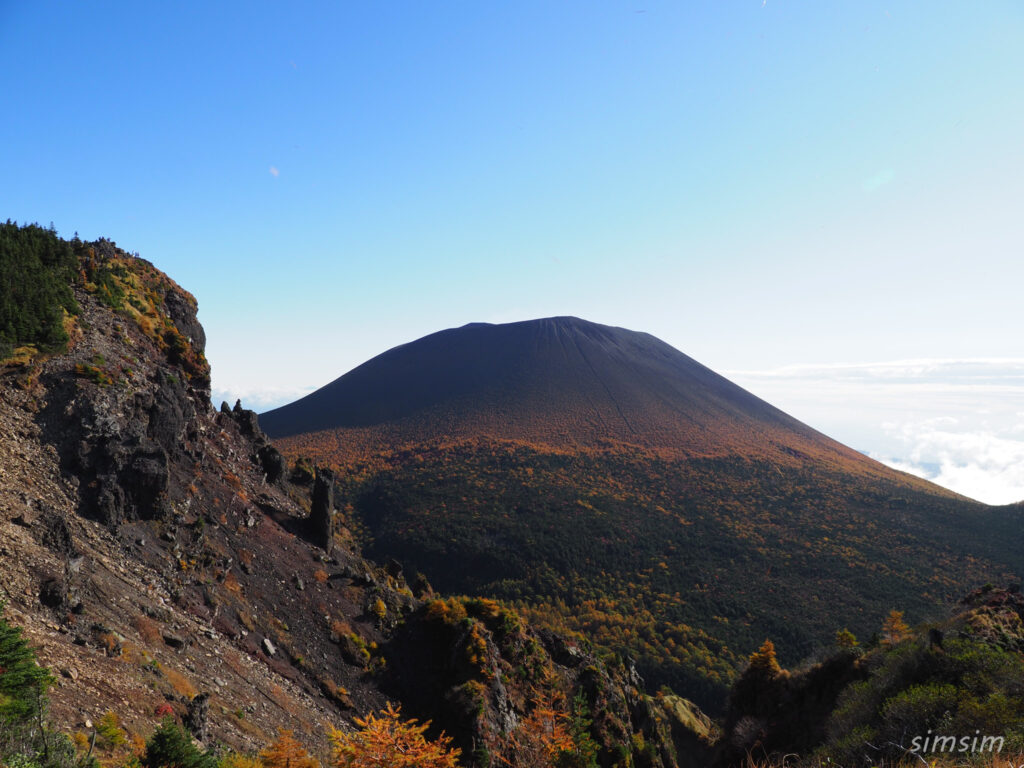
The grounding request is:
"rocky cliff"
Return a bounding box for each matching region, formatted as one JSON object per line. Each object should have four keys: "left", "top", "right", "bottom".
{"left": 0, "top": 229, "right": 702, "bottom": 766}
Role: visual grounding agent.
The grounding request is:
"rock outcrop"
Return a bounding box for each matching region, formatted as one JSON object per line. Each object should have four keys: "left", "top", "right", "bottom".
{"left": 310, "top": 468, "right": 336, "bottom": 555}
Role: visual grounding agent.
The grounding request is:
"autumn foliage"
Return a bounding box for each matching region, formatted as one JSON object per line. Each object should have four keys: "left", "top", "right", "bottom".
{"left": 269, "top": 433, "right": 1014, "bottom": 712}
{"left": 881, "top": 609, "right": 911, "bottom": 647}
{"left": 747, "top": 639, "right": 781, "bottom": 675}
{"left": 328, "top": 702, "right": 461, "bottom": 768}
{"left": 496, "top": 695, "right": 578, "bottom": 768}
{"left": 260, "top": 729, "right": 321, "bottom": 768}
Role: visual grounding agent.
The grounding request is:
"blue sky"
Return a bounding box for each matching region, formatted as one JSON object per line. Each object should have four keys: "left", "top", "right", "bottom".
{"left": 2, "top": 2, "right": 1022, "bottom": 502}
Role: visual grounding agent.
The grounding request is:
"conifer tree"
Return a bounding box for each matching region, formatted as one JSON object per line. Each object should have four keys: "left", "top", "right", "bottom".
{"left": 747, "top": 639, "right": 781, "bottom": 674}
{"left": 0, "top": 606, "right": 54, "bottom": 725}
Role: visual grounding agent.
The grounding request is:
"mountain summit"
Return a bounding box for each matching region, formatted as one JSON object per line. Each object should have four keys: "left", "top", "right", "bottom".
{"left": 262, "top": 316, "right": 868, "bottom": 470}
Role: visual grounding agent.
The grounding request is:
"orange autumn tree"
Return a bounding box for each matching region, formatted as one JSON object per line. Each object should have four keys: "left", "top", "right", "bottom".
{"left": 747, "top": 639, "right": 781, "bottom": 675}
{"left": 260, "top": 729, "right": 320, "bottom": 768}
{"left": 329, "top": 702, "right": 460, "bottom": 768}
{"left": 881, "top": 609, "right": 911, "bottom": 647}
{"left": 499, "top": 694, "right": 577, "bottom": 768}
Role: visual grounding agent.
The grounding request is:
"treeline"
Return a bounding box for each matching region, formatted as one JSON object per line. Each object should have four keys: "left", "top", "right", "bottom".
{"left": 0, "top": 221, "right": 80, "bottom": 360}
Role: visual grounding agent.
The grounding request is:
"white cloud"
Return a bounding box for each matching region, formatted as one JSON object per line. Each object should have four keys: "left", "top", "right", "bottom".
{"left": 873, "top": 422, "right": 1024, "bottom": 505}
{"left": 727, "top": 357, "right": 1024, "bottom": 383}
{"left": 727, "top": 358, "right": 1024, "bottom": 506}
{"left": 269, "top": 166, "right": 280, "bottom": 177}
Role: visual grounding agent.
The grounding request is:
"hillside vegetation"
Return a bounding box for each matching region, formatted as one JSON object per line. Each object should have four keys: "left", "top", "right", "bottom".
{"left": 717, "top": 585, "right": 1024, "bottom": 767}
{"left": 6, "top": 581, "right": 1023, "bottom": 768}
{"left": 265, "top": 317, "right": 1023, "bottom": 713}
{"left": 278, "top": 437, "right": 1023, "bottom": 712}
{"left": 0, "top": 221, "right": 79, "bottom": 360}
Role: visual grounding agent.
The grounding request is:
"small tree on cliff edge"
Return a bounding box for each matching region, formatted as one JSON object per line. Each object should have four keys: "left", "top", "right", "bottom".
{"left": 0, "top": 603, "right": 56, "bottom": 761}
{"left": 329, "top": 702, "right": 460, "bottom": 768}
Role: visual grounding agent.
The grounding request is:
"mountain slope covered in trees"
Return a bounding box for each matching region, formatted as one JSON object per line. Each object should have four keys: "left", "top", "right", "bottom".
{"left": 264, "top": 319, "right": 1024, "bottom": 711}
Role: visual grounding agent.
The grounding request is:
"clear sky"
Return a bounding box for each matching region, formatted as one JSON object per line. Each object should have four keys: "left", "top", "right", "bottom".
{"left": 2, "top": 2, "right": 1022, "bottom": 503}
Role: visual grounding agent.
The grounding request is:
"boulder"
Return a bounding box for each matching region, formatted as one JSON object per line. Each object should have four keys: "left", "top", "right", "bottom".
{"left": 257, "top": 445, "right": 286, "bottom": 484}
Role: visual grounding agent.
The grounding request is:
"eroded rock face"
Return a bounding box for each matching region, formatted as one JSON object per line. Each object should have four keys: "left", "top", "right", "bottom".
{"left": 1, "top": 240, "right": 430, "bottom": 752}
{"left": 257, "top": 445, "right": 287, "bottom": 484}
{"left": 163, "top": 288, "right": 206, "bottom": 353}
{"left": 381, "top": 598, "right": 688, "bottom": 768}
{"left": 219, "top": 400, "right": 288, "bottom": 485}
{"left": 32, "top": 255, "right": 214, "bottom": 530}
{"left": 62, "top": 372, "right": 198, "bottom": 527}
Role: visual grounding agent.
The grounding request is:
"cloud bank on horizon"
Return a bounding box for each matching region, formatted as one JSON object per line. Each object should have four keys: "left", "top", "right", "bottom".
{"left": 729, "top": 359, "right": 1024, "bottom": 506}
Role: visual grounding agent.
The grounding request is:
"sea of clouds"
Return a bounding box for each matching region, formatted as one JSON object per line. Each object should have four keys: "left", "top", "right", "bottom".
{"left": 728, "top": 359, "right": 1024, "bottom": 506}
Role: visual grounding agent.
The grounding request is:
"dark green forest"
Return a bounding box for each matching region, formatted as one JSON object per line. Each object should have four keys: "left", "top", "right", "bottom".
{"left": 0, "top": 221, "right": 80, "bottom": 360}
{"left": 339, "top": 440, "right": 1024, "bottom": 711}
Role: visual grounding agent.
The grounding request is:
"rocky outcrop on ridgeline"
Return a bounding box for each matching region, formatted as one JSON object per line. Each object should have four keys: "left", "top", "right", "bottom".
{"left": 713, "top": 585, "right": 1024, "bottom": 767}
{"left": 220, "top": 400, "right": 288, "bottom": 485}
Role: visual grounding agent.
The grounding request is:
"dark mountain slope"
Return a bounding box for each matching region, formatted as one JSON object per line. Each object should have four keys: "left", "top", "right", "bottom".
{"left": 262, "top": 319, "right": 1023, "bottom": 712}
{"left": 262, "top": 317, "right": 908, "bottom": 479}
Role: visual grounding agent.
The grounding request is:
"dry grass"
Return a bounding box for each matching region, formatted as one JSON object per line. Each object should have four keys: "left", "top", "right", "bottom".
{"left": 329, "top": 619, "right": 352, "bottom": 641}
{"left": 133, "top": 615, "right": 162, "bottom": 645}
{"left": 267, "top": 683, "right": 302, "bottom": 717}
{"left": 238, "top": 549, "right": 254, "bottom": 569}
{"left": 119, "top": 641, "right": 150, "bottom": 666}
{"left": 98, "top": 632, "right": 120, "bottom": 655}
{"left": 161, "top": 665, "right": 197, "bottom": 699}
{"left": 224, "top": 570, "right": 243, "bottom": 595}
{"left": 222, "top": 648, "right": 250, "bottom": 679}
